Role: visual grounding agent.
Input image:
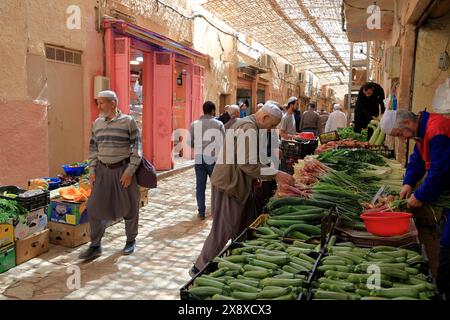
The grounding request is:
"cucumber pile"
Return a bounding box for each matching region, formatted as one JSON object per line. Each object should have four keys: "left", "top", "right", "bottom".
{"left": 263, "top": 197, "right": 334, "bottom": 241}
{"left": 311, "top": 240, "right": 436, "bottom": 300}
{"left": 187, "top": 239, "right": 320, "bottom": 300}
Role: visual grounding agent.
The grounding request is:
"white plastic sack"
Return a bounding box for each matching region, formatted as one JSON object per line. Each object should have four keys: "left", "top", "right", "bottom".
{"left": 432, "top": 77, "right": 450, "bottom": 114}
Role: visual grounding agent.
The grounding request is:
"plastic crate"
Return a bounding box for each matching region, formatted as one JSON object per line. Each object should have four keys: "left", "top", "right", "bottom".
{"left": 0, "top": 186, "right": 50, "bottom": 211}
{"left": 280, "top": 140, "right": 302, "bottom": 158}
{"left": 280, "top": 157, "right": 298, "bottom": 175}
{"left": 180, "top": 260, "right": 220, "bottom": 300}
{"left": 249, "top": 208, "right": 338, "bottom": 247}
{"left": 180, "top": 232, "right": 323, "bottom": 300}
{"left": 305, "top": 240, "right": 436, "bottom": 301}
{"left": 319, "top": 131, "right": 340, "bottom": 144}
{"left": 250, "top": 214, "right": 270, "bottom": 228}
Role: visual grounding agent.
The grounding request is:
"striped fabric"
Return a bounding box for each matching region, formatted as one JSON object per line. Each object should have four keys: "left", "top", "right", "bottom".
{"left": 88, "top": 112, "right": 142, "bottom": 177}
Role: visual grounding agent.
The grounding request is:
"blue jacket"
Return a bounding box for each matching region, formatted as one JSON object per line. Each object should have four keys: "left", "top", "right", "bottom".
{"left": 403, "top": 112, "right": 450, "bottom": 246}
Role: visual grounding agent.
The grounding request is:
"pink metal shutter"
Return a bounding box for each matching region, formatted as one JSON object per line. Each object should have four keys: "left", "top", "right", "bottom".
{"left": 142, "top": 51, "right": 154, "bottom": 163}
{"left": 153, "top": 52, "right": 174, "bottom": 170}
{"left": 192, "top": 65, "right": 205, "bottom": 122}
{"left": 114, "top": 37, "right": 130, "bottom": 114}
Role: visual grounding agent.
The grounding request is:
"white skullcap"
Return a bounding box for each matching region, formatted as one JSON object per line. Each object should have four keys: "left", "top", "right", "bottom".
{"left": 380, "top": 110, "right": 397, "bottom": 135}
{"left": 261, "top": 103, "right": 283, "bottom": 119}
{"left": 265, "top": 100, "right": 281, "bottom": 108}
{"left": 333, "top": 104, "right": 341, "bottom": 111}
{"left": 98, "top": 90, "right": 119, "bottom": 106}
{"left": 287, "top": 96, "right": 298, "bottom": 105}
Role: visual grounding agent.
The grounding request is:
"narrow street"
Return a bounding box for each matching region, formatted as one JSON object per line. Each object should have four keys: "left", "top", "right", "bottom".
{"left": 0, "top": 169, "right": 211, "bottom": 300}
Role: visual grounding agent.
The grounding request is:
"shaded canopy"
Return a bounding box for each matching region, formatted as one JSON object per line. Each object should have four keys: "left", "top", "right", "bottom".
{"left": 202, "top": 0, "right": 367, "bottom": 90}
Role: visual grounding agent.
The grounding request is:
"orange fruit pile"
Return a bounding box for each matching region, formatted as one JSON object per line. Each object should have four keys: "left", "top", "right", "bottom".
{"left": 59, "top": 184, "right": 91, "bottom": 202}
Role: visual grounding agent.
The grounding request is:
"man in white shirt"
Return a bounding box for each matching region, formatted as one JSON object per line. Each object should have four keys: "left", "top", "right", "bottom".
{"left": 279, "top": 97, "right": 299, "bottom": 140}
{"left": 325, "top": 104, "right": 348, "bottom": 133}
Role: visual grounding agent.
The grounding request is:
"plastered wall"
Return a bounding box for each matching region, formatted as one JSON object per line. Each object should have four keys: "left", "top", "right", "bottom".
{"left": 412, "top": 10, "right": 450, "bottom": 114}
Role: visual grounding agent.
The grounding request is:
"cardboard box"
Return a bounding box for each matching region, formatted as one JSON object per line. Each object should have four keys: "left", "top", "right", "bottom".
{"left": 48, "top": 222, "right": 90, "bottom": 248}
{"left": 14, "top": 207, "right": 48, "bottom": 240}
{"left": 47, "top": 200, "right": 88, "bottom": 225}
{"left": 0, "top": 223, "right": 14, "bottom": 248}
{"left": 15, "top": 229, "right": 49, "bottom": 265}
{"left": 0, "top": 244, "right": 16, "bottom": 273}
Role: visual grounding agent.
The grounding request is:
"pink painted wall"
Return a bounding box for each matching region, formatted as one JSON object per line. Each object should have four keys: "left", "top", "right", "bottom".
{"left": 0, "top": 101, "right": 49, "bottom": 188}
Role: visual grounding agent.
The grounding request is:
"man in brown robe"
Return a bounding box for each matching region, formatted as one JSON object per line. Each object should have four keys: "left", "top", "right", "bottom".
{"left": 190, "top": 103, "right": 295, "bottom": 275}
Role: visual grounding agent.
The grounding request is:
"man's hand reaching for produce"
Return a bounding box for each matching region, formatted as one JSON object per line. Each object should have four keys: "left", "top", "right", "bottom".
{"left": 407, "top": 194, "right": 423, "bottom": 209}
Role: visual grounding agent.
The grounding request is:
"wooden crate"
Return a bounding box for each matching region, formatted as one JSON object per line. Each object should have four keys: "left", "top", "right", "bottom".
{"left": 48, "top": 222, "right": 90, "bottom": 248}
{"left": 15, "top": 229, "right": 49, "bottom": 265}
{"left": 250, "top": 214, "right": 269, "bottom": 228}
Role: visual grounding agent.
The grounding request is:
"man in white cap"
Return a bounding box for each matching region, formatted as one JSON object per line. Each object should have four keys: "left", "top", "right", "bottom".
{"left": 190, "top": 103, "right": 295, "bottom": 276}
{"left": 79, "top": 90, "right": 142, "bottom": 260}
{"left": 325, "top": 104, "right": 348, "bottom": 133}
{"left": 381, "top": 108, "right": 450, "bottom": 299}
{"left": 224, "top": 105, "right": 240, "bottom": 130}
{"left": 279, "top": 96, "right": 299, "bottom": 140}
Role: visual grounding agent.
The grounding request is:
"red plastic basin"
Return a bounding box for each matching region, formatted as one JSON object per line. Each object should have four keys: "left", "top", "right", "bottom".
{"left": 360, "top": 211, "right": 413, "bottom": 237}
{"left": 299, "top": 132, "right": 315, "bottom": 139}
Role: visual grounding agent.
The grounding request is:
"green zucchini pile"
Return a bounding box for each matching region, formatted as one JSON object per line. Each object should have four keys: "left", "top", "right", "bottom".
{"left": 263, "top": 197, "right": 335, "bottom": 241}
{"left": 187, "top": 239, "right": 320, "bottom": 300}
{"left": 311, "top": 240, "right": 436, "bottom": 300}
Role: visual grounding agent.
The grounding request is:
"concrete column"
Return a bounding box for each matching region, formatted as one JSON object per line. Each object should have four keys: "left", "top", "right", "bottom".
{"left": 396, "top": 24, "right": 417, "bottom": 165}
{"left": 252, "top": 76, "right": 258, "bottom": 114}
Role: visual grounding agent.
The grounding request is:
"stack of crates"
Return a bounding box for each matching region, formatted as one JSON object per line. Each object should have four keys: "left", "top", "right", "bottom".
{"left": 0, "top": 186, "right": 50, "bottom": 272}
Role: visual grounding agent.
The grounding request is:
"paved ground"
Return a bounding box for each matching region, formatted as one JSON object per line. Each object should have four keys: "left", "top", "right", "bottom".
{"left": 0, "top": 169, "right": 212, "bottom": 300}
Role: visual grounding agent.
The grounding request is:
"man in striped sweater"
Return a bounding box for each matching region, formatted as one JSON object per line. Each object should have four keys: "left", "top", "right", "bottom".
{"left": 79, "top": 90, "right": 142, "bottom": 260}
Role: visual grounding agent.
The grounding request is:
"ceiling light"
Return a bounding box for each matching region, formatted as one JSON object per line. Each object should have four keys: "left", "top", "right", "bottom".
{"left": 130, "top": 60, "right": 140, "bottom": 65}
{"left": 136, "top": 57, "right": 144, "bottom": 62}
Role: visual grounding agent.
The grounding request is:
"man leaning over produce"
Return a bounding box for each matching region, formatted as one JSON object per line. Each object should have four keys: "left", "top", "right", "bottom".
{"left": 189, "top": 103, "right": 295, "bottom": 276}
{"left": 380, "top": 108, "right": 450, "bottom": 299}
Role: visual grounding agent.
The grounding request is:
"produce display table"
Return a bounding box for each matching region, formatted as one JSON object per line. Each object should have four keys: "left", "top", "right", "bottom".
{"left": 181, "top": 140, "right": 441, "bottom": 300}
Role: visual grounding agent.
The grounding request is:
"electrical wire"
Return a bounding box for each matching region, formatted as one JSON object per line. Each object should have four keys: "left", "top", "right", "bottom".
{"left": 342, "top": 0, "right": 394, "bottom": 12}
{"left": 422, "top": 36, "right": 450, "bottom": 87}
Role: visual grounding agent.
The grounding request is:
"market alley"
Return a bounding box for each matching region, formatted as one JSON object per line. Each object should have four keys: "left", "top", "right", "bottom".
{"left": 0, "top": 169, "right": 210, "bottom": 300}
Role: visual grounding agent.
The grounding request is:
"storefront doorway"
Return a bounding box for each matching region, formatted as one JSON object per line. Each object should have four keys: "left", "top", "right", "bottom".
{"left": 129, "top": 48, "right": 144, "bottom": 135}
{"left": 102, "top": 20, "right": 207, "bottom": 171}
{"left": 237, "top": 89, "right": 252, "bottom": 116}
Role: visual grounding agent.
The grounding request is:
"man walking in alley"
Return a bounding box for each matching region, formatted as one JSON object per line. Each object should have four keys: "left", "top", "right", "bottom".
{"left": 224, "top": 105, "right": 240, "bottom": 130}
{"left": 217, "top": 105, "right": 231, "bottom": 126}
{"left": 380, "top": 109, "right": 450, "bottom": 299}
{"left": 189, "top": 101, "right": 225, "bottom": 220}
{"left": 190, "top": 104, "right": 295, "bottom": 276}
{"left": 279, "top": 96, "right": 299, "bottom": 140}
{"left": 318, "top": 108, "right": 329, "bottom": 135}
{"left": 354, "top": 82, "right": 385, "bottom": 139}
{"left": 300, "top": 103, "right": 320, "bottom": 136}
{"left": 79, "top": 90, "right": 142, "bottom": 260}
{"left": 239, "top": 101, "right": 248, "bottom": 118}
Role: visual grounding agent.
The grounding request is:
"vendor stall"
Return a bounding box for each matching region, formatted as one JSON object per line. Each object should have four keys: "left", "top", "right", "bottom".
{"left": 181, "top": 138, "right": 442, "bottom": 300}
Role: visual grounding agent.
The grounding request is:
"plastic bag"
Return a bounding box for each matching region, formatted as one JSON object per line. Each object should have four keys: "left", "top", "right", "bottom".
{"left": 432, "top": 77, "right": 450, "bottom": 114}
